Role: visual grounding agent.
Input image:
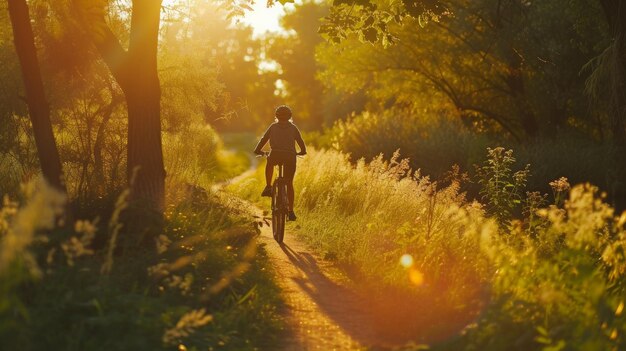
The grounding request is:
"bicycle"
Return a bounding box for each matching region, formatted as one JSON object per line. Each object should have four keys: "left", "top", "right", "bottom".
{"left": 257, "top": 150, "right": 303, "bottom": 243}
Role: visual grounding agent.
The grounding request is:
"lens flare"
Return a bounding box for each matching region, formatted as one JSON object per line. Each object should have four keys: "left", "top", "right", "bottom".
{"left": 409, "top": 268, "right": 424, "bottom": 286}
{"left": 399, "top": 254, "right": 414, "bottom": 268}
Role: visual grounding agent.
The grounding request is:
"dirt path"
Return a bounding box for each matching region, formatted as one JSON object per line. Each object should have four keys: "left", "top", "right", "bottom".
{"left": 214, "top": 161, "right": 395, "bottom": 350}
{"left": 256, "top": 218, "right": 390, "bottom": 351}
{"left": 214, "top": 152, "right": 476, "bottom": 350}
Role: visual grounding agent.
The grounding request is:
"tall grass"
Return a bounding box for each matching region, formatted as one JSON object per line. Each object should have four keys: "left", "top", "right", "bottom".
{"left": 0, "top": 178, "right": 284, "bottom": 350}
{"left": 324, "top": 110, "right": 626, "bottom": 208}
{"left": 230, "top": 149, "right": 491, "bottom": 302}
{"left": 230, "top": 146, "right": 626, "bottom": 350}
{"left": 163, "top": 125, "right": 251, "bottom": 191}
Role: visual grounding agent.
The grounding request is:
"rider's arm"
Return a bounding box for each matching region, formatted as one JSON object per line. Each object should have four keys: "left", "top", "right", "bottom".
{"left": 294, "top": 125, "right": 307, "bottom": 155}
{"left": 253, "top": 125, "right": 272, "bottom": 154}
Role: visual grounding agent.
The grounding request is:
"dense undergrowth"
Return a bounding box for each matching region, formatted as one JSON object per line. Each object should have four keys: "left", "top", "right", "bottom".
{"left": 313, "top": 110, "right": 626, "bottom": 209}
{"left": 229, "top": 146, "right": 626, "bottom": 350}
{"left": 0, "top": 176, "right": 283, "bottom": 350}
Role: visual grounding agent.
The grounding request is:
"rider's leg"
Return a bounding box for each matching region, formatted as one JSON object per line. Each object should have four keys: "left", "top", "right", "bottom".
{"left": 261, "top": 160, "right": 274, "bottom": 197}
{"left": 265, "top": 161, "right": 273, "bottom": 187}
{"left": 285, "top": 162, "right": 296, "bottom": 212}
{"left": 287, "top": 181, "right": 294, "bottom": 212}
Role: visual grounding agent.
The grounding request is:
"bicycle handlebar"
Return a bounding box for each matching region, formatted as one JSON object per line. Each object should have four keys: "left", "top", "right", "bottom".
{"left": 254, "top": 150, "right": 306, "bottom": 157}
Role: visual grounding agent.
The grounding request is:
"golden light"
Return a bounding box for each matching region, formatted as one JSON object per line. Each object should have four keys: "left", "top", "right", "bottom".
{"left": 616, "top": 301, "right": 624, "bottom": 316}
{"left": 408, "top": 268, "right": 424, "bottom": 286}
{"left": 236, "top": 1, "right": 290, "bottom": 37}
{"left": 399, "top": 253, "right": 414, "bottom": 268}
{"left": 162, "top": 0, "right": 297, "bottom": 38}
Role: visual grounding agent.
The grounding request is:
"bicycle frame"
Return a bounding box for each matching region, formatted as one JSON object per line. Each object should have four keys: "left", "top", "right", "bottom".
{"left": 256, "top": 150, "right": 302, "bottom": 243}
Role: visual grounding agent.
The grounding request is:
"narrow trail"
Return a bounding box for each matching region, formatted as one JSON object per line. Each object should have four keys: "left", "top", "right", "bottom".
{"left": 214, "top": 151, "right": 478, "bottom": 350}
{"left": 256, "top": 216, "right": 387, "bottom": 351}
{"left": 214, "top": 155, "right": 397, "bottom": 350}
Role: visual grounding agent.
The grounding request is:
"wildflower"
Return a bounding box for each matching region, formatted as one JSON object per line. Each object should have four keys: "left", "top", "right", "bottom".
{"left": 549, "top": 177, "right": 571, "bottom": 193}
{"left": 148, "top": 263, "right": 170, "bottom": 278}
{"left": 162, "top": 308, "right": 213, "bottom": 345}
{"left": 156, "top": 234, "right": 172, "bottom": 254}
{"left": 0, "top": 178, "right": 65, "bottom": 277}
{"left": 74, "top": 219, "right": 97, "bottom": 237}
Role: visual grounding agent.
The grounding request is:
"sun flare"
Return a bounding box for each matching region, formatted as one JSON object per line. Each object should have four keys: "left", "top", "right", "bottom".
{"left": 162, "top": 0, "right": 296, "bottom": 37}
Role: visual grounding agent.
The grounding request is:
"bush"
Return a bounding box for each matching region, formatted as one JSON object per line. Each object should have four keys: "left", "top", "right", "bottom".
{"left": 442, "top": 182, "right": 626, "bottom": 351}
{"left": 327, "top": 110, "right": 490, "bottom": 181}
{"left": 0, "top": 179, "right": 284, "bottom": 350}
{"left": 327, "top": 110, "right": 626, "bottom": 209}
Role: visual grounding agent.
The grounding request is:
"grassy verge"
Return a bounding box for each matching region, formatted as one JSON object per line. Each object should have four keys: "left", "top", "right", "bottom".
{"left": 228, "top": 147, "right": 626, "bottom": 350}
{"left": 163, "top": 128, "right": 252, "bottom": 190}
{"left": 227, "top": 149, "right": 488, "bottom": 342}
{"left": 0, "top": 180, "right": 284, "bottom": 350}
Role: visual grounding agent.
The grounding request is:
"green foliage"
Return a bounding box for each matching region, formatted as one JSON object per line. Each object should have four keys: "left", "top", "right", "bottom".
{"left": 232, "top": 145, "right": 626, "bottom": 349}
{"left": 442, "top": 182, "right": 626, "bottom": 351}
{"left": 319, "top": 0, "right": 447, "bottom": 46}
{"left": 0, "top": 180, "right": 284, "bottom": 350}
{"left": 326, "top": 109, "right": 626, "bottom": 208}
{"left": 230, "top": 148, "right": 491, "bottom": 308}
{"left": 163, "top": 124, "right": 220, "bottom": 187}
{"left": 326, "top": 109, "right": 490, "bottom": 181}
{"left": 475, "top": 147, "right": 530, "bottom": 227}
{"left": 168, "top": 0, "right": 279, "bottom": 132}
{"left": 266, "top": 2, "right": 329, "bottom": 129}
{"left": 317, "top": 0, "right": 609, "bottom": 139}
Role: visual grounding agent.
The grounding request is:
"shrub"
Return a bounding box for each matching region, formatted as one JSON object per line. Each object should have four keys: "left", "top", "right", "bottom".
{"left": 0, "top": 179, "right": 283, "bottom": 350}
{"left": 475, "top": 147, "right": 530, "bottom": 226}
{"left": 327, "top": 110, "right": 490, "bottom": 182}
{"left": 327, "top": 110, "right": 626, "bottom": 209}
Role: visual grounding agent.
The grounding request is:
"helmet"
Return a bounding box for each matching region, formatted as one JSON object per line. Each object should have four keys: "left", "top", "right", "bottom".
{"left": 275, "top": 105, "right": 292, "bottom": 119}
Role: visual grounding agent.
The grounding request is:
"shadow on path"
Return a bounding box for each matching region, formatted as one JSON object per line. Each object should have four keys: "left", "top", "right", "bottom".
{"left": 274, "top": 241, "right": 482, "bottom": 349}
{"left": 278, "top": 243, "right": 385, "bottom": 346}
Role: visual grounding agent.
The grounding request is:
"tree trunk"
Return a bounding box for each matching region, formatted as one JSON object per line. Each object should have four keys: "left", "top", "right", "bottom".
{"left": 124, "top": 80, "right": 165, "bottom": 213}
{"left": 8, "top": 0, "right": 67, "bottom": 194}
{"left": 122, "top": 0, "right": 165, "bottom": 213}
{"left": 83, "top": 0, "right": 165, "bottom": 215}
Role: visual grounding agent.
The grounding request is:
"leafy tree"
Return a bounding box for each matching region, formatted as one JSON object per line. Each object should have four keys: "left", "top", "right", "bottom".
{"left": 266, "top": 1, "right": 367, "bottom": 129}
{"left": 160, "top": 0, "right": 279, "bottom": 132}
{"left": 317, "top": 0, "right": 607, "bottom": 140}
{"left": 266, "top": 2, "right": 328, "bottom": 129}
{"left": 64, "top": 0, "right": 167, "bottom": 217}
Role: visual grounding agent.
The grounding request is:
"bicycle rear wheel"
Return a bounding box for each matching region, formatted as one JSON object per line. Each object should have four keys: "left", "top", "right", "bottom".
{"left": 272, "top": 182, "right": 287, "bottom": 243}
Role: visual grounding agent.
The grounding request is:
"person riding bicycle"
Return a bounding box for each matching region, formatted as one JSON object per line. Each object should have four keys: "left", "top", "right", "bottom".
{"left": 253, "top": 105, "right": 307, "bottom": 221}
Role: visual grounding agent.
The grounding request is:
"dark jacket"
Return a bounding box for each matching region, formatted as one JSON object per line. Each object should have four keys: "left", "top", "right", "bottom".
{"left": 254, "top": 121, "right": 306, "bottom": 155}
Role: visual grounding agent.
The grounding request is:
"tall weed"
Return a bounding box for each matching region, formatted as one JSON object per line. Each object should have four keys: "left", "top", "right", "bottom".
{"left": 231, "top": 145, "right": 626, "bottom": 349}
{"left": 0, "top": 178, "right": 283, "bottom": 350}
{"left": 230, "top": 148, "right": 491, "bottom": 304}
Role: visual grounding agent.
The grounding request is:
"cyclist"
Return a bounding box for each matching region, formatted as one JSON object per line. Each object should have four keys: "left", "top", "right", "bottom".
{"left": 253, "top": 105, "right": 307, "bottom": 221}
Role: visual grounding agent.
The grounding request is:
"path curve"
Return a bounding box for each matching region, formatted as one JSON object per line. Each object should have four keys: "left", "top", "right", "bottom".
{"left": 213, "top": 151, "right": 478, "bottom": 350}
{"left": 256, "top": 217, "right": 390, "bottom": 351}
{"left": 213, "top": 153, "right": 395, "bottom": 350}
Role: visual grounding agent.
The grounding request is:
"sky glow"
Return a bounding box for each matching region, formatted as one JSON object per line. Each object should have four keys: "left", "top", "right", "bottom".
{"left": 236, "top": 1, "right": 294, "bottom": 37}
